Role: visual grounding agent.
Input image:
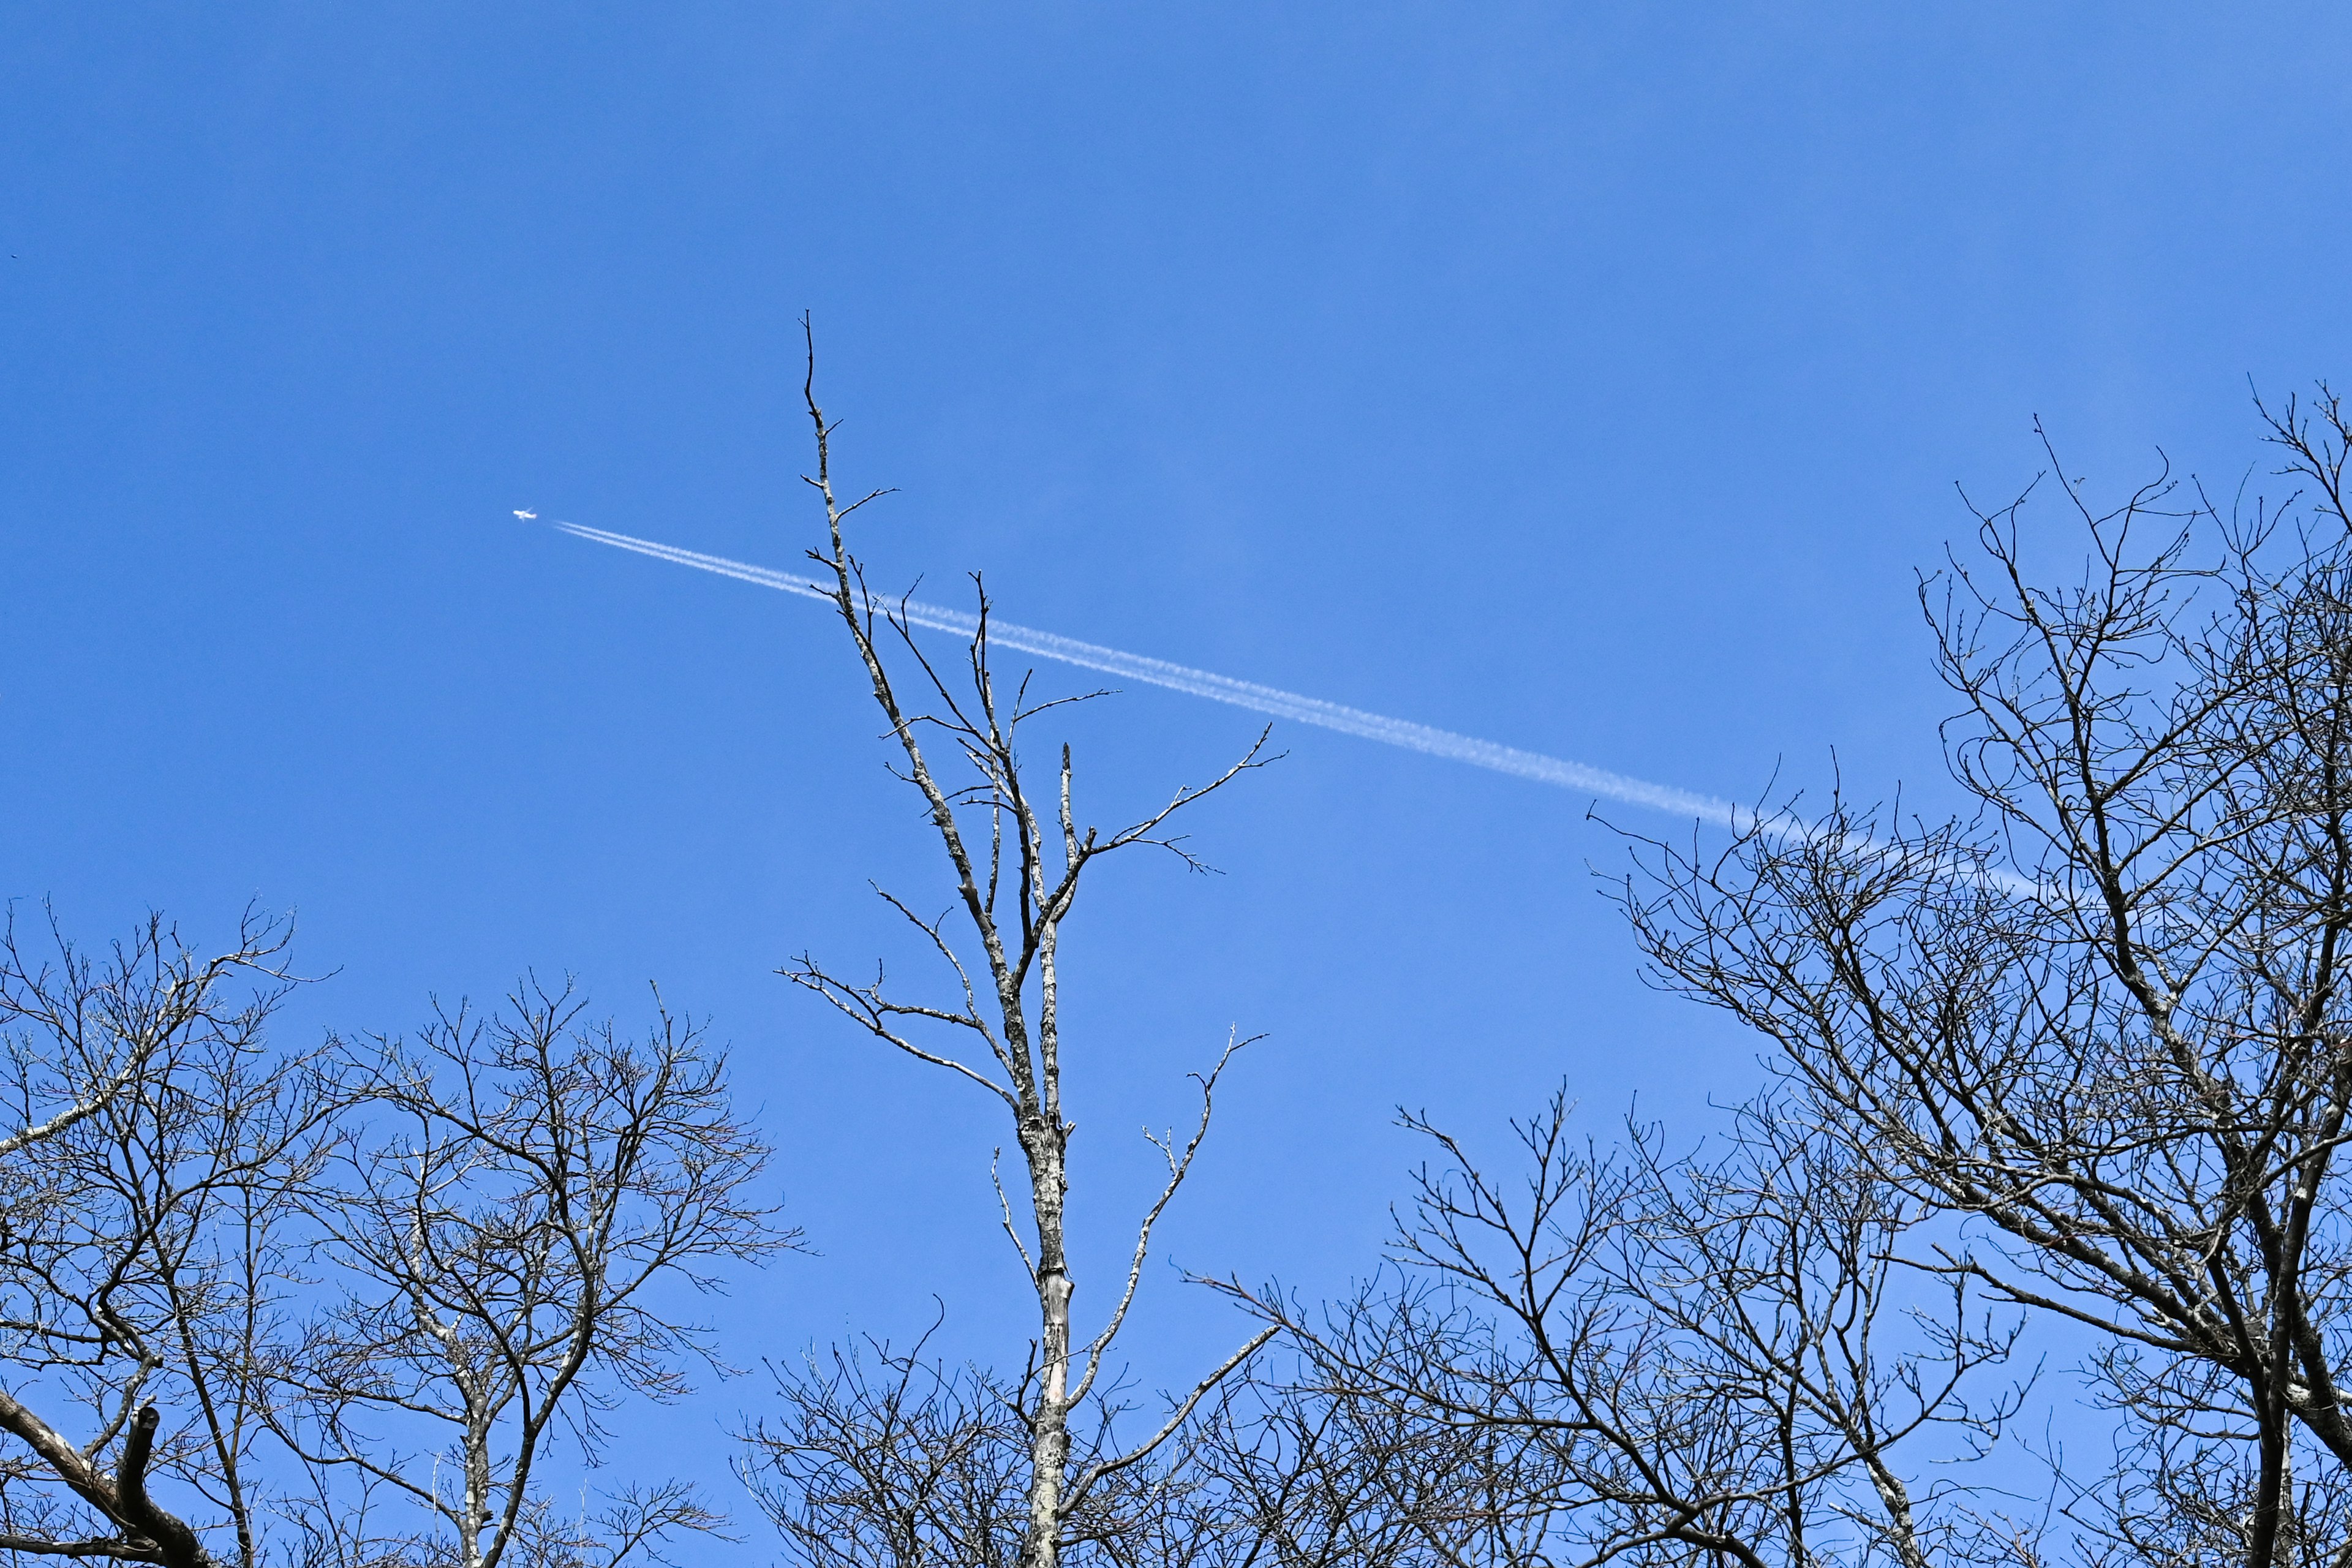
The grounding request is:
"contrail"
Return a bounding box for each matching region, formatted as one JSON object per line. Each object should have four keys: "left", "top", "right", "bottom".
{"left": 544, "top": 518, "right": 2044, "bottom": 896}
{"left": 550, "top": 519, "right": 1749, "bottom": 829}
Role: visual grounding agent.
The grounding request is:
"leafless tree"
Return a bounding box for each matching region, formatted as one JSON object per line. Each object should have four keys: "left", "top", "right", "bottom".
{"left": 740, "top": 1297, "right": 1569, "bottom": 1568}
{"left": 742, "top": 1319, "right": 1262, "bottom": 1568}
{"left": 1222, "top": 1085, "right": 2026, "bottom": 1568}
{"left": 742, "top": 1328, "right": 1030, "bottom": 1568}
{"left": 1, "top": 895, "right": 791, "bottom": 1568}
{"left": 0, "top": 906, "right": 322, "bottom": 1568}
{"left": 1184, "top": 1329, "right": 1565, "bottom": 1567}
{"left": 749, "top": 322, "right": 1275, "bottom": 1568}
{"left": 270, "top": 979, "right": 790, "bottom": 1568}
{"left": 1616, "top": 390, "right": 2352, "bottom": 1567}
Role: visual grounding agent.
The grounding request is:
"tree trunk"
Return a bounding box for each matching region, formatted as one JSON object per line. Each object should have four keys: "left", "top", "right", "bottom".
{"left": 1020, "top": 1125, "right": 1069, "bottom": 1568}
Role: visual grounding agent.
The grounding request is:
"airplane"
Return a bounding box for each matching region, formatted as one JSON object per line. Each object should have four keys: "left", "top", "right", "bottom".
{"left": 513, "top": 509, "right": 538, "bottom": 521}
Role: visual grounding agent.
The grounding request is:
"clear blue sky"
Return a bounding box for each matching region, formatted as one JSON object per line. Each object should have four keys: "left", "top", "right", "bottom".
{"left": 6, "top": 0, "right": 2349, "bottom": 1529}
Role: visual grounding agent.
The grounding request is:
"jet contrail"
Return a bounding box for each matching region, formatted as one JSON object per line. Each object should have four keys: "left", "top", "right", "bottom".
{"left": 544, "top": 518, "right": 2046, "bottom": 897}
{"left": 550, "top": 519, "right": 1752, "bottom": 829}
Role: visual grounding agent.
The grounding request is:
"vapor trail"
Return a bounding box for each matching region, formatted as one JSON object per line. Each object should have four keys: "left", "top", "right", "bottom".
{"left": 551, "top": 519, "right": 1752, "bottom": 828}
{"left": 546, "top": 519, "right": 2045, "bottom": 897}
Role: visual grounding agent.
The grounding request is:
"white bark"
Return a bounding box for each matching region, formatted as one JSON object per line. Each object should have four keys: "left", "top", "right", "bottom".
{"left": 785, "top": 322, "right": 1268, "bottom": 1568}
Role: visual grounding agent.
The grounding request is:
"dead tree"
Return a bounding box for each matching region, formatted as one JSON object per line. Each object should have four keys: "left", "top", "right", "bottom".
{"left": 270, "top": 979, "right": 789, "bottom": 1568}
{"left": 754, "top": 322, "right": 1275, "bottom": 1568}
{"left": 0, "top": 907, "right": 320, "bottom": 1568}
{"left": 1618, "top": 391, "right": 2352, "bottom": 1568}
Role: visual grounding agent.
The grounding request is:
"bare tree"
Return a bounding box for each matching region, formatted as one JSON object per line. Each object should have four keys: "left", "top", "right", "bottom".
{"left": 1186, "top": 1328, "right": 1564, "bottom": 1567}
{"left": 743, "top": 1328, "right": 1030, "bottom": 1568}
{"left": 2, "top": 903, "right": 791, "bottom": 1568}
{"left": 742, "top": 1319, "right": 1261, "bottom": 1568}
{"left": 1616, "top": 391, "right": 2352, "bottom": 1567}
{"left": 1223, "top": 1086, "right": 2025, "bottom": 1568}
{"left": 0, "top": 906, "right": 321, "bottom": 1568}
{"left": 270, "top": 979, "right": 790, "bottom": 1568}
{"left": 748, "top": 322, "right": 1275, "bottom": 1568}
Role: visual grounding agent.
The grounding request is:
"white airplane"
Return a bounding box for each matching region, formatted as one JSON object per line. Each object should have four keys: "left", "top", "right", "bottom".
{"left": 513, "top": 509, "right": 538, "bottom": 521}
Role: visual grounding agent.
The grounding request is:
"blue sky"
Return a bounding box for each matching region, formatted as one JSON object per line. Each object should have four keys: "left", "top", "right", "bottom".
{"left": 6, "top": 0, "right": 2350, "bottom": 1531}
